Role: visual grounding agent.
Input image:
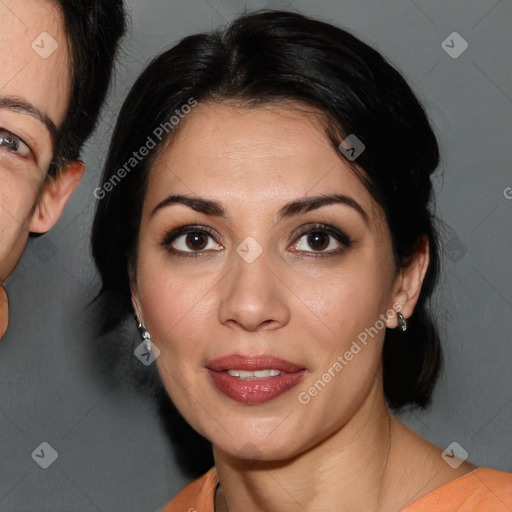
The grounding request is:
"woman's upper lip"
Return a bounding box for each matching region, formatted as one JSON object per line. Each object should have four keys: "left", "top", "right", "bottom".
{"left": 206, "top": 354, "right": 305, "bottom": 373}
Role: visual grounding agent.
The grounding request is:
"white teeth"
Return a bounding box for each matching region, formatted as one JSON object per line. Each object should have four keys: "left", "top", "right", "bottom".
{"left": 227, "top": 369, "right": 281, "bottom": 379}
{"left": 254, "top": 369, "right": 281, "bottom": 378}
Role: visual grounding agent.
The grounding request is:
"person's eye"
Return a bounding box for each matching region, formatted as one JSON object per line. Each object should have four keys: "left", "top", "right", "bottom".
{"left": 289, "top": 223, "right": 352, "bottom": 256}
{"left": 161, "top": 225, "right": 223, "bottom": 256}
{"left": 0, "top": 129, "right": 32, "bottom": 158}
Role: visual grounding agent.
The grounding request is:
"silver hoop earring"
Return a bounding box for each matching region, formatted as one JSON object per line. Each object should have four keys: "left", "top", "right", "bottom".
{"left": 397, "top": 312, "right": 408, "bottom": 333}
{"left": 138, "top": 323, "right": 152, "bottom": 351}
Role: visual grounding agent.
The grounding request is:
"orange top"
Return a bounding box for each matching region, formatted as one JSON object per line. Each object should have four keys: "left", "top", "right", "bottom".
{"left": 159, "top": 467, "right": 512, "bottom": 512}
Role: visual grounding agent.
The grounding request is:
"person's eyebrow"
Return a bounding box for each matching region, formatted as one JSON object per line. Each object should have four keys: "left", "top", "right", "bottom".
{"left": 277, "top": 194, "right": 368, "bottom": 224}
{"left": 0, "top": 95, "right": 58, "bottom": 145}
{"left": 151, "top": 193, "right": 368, "bottom": 224}
{"left": 151, "top": 194, "right": 226, "bottom": 218}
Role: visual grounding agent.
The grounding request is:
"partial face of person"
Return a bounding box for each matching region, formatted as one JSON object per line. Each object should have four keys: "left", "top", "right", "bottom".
{"left": 132, "top": 102, "right": 424, "bottom": 461}
{"left": 0, "top": 0, "right": 82, "bottom": 284}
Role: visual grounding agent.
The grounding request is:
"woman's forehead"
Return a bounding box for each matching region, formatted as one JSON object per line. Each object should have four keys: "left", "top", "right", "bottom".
{"left": 145, "top": 102, "right": 384, "bottom": 232}
{"left": 151, "top": 103, "right": 357, "bottom": 190}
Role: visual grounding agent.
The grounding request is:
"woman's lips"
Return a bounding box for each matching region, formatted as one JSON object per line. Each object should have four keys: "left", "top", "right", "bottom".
{"left": 207, "top": 355, "right": 306, "bottom": 404}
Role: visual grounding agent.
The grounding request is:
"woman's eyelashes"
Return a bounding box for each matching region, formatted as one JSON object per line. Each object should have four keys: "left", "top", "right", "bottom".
{"left": 289, "top": 223, "right": 352, "bottom": 257}
{"left": 0, "top": 129, "right": 32, "bottom": 159}
{"left": 161, "top": 225, "right": 223, "bottom": 257}
{"left": 161, "top": 222, "right": 352, "bottom": 258}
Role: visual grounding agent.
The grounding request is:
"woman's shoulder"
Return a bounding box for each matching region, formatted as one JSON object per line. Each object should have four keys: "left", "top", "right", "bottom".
{"left": 157, "top": 467, "right": 218, "bottom": 512}
{"left": 401, "top": 467, "right": 512, "bottom": 512}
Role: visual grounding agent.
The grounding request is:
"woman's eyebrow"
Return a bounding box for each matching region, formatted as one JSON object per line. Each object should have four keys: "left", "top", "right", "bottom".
{"left": 151, "top": 194, "right": 226, "bottom": 217}
{"left": 151, "top": 193, "right": 368, "bottom": 224}
{"left": 0, "top": 95, "right": 58, "bottom": 145}
{"left": 277, "top": 194, "right": 368, "bottom": 224}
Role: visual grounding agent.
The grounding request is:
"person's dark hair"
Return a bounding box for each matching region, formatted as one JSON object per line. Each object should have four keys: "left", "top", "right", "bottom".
{"left": 48, "top": 0, "right": 127, "bottom": 176}
{"left": 92, "top": 10, "right": 442, "bottom": 411}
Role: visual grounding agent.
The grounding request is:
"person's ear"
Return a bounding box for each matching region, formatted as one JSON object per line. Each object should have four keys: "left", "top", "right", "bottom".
{"left": 29, "top": 160, "right": 85, "bottom": 234}
{"left": 129, "top": 265, "right": 144, "bottom": 325}
{"left": 387, "top": 236, "right": 430, "bottom": 328}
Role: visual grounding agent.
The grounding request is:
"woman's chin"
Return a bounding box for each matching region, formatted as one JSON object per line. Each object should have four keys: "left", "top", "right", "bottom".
{"left": 213, "top": 439, "right": 302, "bottom": 466}
{"left": 190, "top": 411, "right": 305, "bottom": 461}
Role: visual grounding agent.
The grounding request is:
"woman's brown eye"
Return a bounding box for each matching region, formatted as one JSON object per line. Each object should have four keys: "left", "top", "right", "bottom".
{"left": 164, "top": 227, "right": 223, "bottom": 254}
{"left": 186, "top": 233, "right": 208, "bottom": 250}
{"left": 291, "top": 224, "right": 351, "bottom": 255}
{"left": 307, "top": 232, "right": 329, "bottom": 251}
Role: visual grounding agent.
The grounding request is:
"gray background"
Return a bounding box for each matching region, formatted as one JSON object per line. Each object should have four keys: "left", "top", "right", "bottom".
{"left": 1, "top": 0, "right": 511, "bottom": 511}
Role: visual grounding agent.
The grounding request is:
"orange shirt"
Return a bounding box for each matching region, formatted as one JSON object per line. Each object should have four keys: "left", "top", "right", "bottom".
{"left": 159, "top": 467, "right": 512, "bottom": 512}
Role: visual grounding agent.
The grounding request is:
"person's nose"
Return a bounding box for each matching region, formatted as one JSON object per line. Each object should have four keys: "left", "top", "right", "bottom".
{"left": 218, "top": 245, "right": 291, "bottom": 332}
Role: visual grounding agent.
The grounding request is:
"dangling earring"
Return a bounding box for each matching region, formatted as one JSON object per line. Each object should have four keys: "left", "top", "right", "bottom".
{"left": 397, "top": 312, "right": 408, "bottom": 333}
{"left": 138, "top": 322, "right": 152, "bottom": 351}
{"left": 0, "top": 283, "right": 9, "bottom": 340}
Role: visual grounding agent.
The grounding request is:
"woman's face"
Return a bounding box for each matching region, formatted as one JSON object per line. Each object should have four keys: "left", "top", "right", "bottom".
{"left": 132, "top": 102, "right": 407, "bottom": 461}
{"left": 0, "top": 0, "right": 70, "bottom": 281}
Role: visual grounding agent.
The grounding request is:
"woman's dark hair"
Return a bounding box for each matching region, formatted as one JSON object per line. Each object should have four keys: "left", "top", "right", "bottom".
{"left": 48, "top": 0, "right": 127, "bottom": 176}
{"left": 92, "top": 10, "right": 442, "bottom": 411}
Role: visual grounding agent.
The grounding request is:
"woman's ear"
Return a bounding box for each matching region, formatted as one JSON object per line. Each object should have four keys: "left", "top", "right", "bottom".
{"left": 129, "top": 266, "right": 143, "bottom": 325}
{"left": 131, "top": 294, "right": 143, "bottom": 325}
{"left": 29, "top": 160, "right": 85, "bottom": 234}
{"left": 387, "top": 236, "right": 430, "bottom": 328}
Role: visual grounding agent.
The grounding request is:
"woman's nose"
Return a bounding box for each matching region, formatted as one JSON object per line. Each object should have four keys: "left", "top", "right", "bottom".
{"left": 217, "top": 241, "right": 291, "bottom": 332}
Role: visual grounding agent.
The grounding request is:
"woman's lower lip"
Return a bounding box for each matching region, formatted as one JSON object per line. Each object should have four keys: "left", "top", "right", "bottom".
{"left": 208, "top": 369, "right": 305, "bottom": 404}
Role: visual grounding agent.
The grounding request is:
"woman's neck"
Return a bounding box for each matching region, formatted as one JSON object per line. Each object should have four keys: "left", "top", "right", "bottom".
{"left": 213, "top": 396, "right": 407, "bottom": 512}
